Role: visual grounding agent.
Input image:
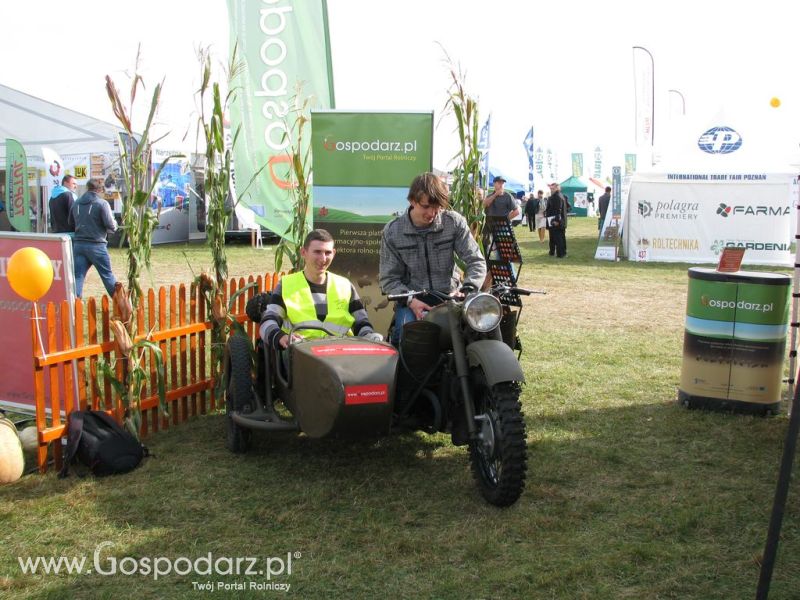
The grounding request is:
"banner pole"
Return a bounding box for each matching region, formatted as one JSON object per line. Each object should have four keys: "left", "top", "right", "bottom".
{"left": 788, "top": 175, "right": 800, "bottom": 411}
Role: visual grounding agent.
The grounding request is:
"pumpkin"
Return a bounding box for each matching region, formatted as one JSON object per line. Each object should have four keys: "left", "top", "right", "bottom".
{"left": 0, "top": 417, "right": 25, "bottom": 483}
{"left": 18, "top": 426, "right": 39, "bottom": 453}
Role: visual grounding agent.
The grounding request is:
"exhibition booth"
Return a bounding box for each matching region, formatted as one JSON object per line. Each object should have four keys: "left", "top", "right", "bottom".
{"left": 623, "top": 113, "right": 798, "bottom": 266}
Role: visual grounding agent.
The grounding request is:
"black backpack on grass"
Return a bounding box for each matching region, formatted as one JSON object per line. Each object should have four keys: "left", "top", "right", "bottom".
{"left": 58, "top": 410, "right": 148, "bottom": 478}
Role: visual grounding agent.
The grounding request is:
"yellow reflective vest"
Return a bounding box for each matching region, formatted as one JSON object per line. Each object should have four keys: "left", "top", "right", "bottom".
{"left": 280, "top": 271, "right": 355, "bottom": 338}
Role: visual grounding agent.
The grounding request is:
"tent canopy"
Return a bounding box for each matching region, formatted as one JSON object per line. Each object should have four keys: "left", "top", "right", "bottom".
{"left": 559, "top": 175, "right": 588, "bottom": 192}
{"left": 0, "top": 83, "right": 123, "bottom": 159}
{"left": 489, "top": 169, "right": 526, "bottom": 193}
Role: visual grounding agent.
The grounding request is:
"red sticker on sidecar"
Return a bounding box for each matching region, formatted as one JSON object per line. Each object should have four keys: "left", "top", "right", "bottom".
{"left": 311, "top": 344, "right": 397, "bottom": 356}
{"left": 344, "top": 384, "right": 390, "bottom": 405}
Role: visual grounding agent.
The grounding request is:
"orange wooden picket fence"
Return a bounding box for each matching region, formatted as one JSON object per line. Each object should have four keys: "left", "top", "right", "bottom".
{"left": 29, "top": 272, "right": 281, "bottom": 474}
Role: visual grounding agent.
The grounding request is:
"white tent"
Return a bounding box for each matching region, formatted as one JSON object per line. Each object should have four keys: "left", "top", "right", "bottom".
{"left": 624, "top": 111, "right": 798, "bottom": 266}
{"left": 0, "top": 83, "right": 122, "bottom": 159}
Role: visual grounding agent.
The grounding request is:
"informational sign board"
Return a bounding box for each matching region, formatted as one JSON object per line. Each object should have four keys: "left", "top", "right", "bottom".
{"left": 626, "top": 171, "right": 796, "bottom": 266}
{"left": 0, "top": 233, "right": 76, "bottom": 412}
{"left": 595, "top": 169, "right": 630, "bottom": 261}
{"left": 310, "top": 111, "right": 434, "bottom": 334}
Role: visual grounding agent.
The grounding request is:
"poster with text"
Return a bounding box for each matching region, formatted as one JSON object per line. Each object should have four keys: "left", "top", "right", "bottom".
{"left": 310, "top": 111, "right": 433, "bottom": 334}
{"left": 0, "top": 233, "right": 76, "bottom": 412}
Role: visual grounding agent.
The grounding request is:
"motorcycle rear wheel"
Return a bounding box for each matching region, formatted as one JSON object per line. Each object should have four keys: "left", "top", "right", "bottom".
{"left": 225, "top": 334, "right": 253, "bottom": 454}
{"left": 468, "top": 370, "right": 527, "bottom": 507}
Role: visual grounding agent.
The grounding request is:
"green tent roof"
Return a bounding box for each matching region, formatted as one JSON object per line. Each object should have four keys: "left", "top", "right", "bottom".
{"left": 559, "top": 175, "right": 588, "bottom": 191}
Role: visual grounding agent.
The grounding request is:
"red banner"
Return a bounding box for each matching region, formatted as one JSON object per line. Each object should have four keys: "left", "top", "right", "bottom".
{"left": 0, "top": 233, "right": 75, "bottom": 411}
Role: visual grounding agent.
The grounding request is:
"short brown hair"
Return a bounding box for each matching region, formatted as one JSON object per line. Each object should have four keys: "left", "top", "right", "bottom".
{"left": 303, "top": 228, "right": 334, "bottom": 249}
{"left": 407, "top": 172, "right": 449, "bottom": 209}
{"left": 86, "top": 178, "right": 103, "bottom": 192}
{"left": 62, "top": 175, "right": 76, "bottom": 186}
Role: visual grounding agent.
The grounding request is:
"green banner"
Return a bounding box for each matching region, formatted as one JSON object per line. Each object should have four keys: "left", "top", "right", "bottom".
{"left": 226, "top": 0, "right": 335, "bottom": 240}
{"left": 310, "top": 111, "right": 433, "bottom": 334}
{"left": 624, "top": 153, "right": 637, "bottom": 175}
{"left": 5, "top": 139, "right": 30, "bottom": 232}
{"left": 311, "top": 112, "right": 433, "bottom": 188}
{"left": 571, "top": 153, "right": 583, "bottom": 177}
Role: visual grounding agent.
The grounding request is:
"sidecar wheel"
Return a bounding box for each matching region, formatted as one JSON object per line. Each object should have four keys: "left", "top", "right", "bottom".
{"left": 225, "top": 334, "right": 253, "bottom": 454}
{"left": 468, "top": 370, "right": 527, "bottom": 507}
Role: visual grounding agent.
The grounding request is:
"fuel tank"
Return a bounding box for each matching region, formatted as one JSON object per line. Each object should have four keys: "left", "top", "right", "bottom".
{"left": 290, "top": 338, "right": 398, "bottom": 438}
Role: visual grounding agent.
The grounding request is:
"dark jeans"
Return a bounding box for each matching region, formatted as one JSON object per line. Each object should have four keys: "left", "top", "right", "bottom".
{"left": 73, "top": 241, "right": 117, "bottom": 297}
{"left": 548, "top": 227, "right": 567, "bottom": 257}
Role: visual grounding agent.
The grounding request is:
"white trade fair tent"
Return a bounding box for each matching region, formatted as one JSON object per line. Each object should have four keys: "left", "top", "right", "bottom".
{"left": 624, "top": 111, "right": 798, "bottom": 266}
{"left": 0, "top": 83, "right": 122, "bottom": 159}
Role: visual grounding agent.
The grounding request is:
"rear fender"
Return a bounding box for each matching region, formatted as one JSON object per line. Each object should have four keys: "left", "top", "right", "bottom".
{"left": 466, "top": 339, "right": 525, "bottom": 387}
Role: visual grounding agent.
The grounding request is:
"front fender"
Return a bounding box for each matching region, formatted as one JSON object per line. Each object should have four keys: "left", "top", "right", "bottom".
{"left": 466, "top": 339, "right": 525, "bottom": 387}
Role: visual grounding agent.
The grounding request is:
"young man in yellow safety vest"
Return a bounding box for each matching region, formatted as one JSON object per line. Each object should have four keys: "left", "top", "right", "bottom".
{"left": 259, "top": 229, "right": 383, "bottom": 349}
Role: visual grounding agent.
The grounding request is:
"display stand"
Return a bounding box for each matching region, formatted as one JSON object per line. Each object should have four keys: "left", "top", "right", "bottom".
{"left": 482, "top": 216, "right": 523, "bottom": 351}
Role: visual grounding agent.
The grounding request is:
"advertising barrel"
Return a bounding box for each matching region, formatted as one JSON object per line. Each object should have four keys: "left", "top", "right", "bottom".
{"left": 678, "top": 268, "right": 790, "bottom": 415}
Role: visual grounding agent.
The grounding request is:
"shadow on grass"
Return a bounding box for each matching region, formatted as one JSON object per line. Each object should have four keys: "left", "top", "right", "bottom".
{"left": 8, "top": 398, "right": 799, "bottom": 600}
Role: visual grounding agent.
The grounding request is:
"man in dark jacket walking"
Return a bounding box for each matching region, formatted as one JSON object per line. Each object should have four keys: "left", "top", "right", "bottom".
{"left": 68, "top": 178, "right": 118, "bottom": 297}
{"left": 546, "top": 182, "right": 568, "bottom": 258}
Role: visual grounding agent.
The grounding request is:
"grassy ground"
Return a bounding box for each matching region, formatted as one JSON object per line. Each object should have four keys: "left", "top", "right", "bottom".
{"left": 2, "top": 219, "right": 798, "bottom": 599}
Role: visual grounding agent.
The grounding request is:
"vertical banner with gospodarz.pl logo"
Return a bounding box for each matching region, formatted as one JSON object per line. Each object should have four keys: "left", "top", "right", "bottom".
{"left": 310, "top": 111, "right": 433, "bottom": 334}
{"left": 226, "top": 0, "right": 335, "bottom": 240}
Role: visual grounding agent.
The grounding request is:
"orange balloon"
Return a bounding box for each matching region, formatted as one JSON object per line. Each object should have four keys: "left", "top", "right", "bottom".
{"left": 7, "top": 247, "right": 54, "bottom": 301}
{"left": 770, "top": 97, "right": 781, "bottom": 108}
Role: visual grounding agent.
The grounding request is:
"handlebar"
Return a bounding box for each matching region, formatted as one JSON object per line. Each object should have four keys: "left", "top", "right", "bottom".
{"left": 386, "top": 286, "right": 546, "bottom": 302}
{"left": 386, "top": 290, "right": 450, "bottom": 302}
{"left": 490, "top": 284, "right": 547, "bottom": 296}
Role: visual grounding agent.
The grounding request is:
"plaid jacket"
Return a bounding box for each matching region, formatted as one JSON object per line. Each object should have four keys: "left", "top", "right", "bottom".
{"left": 379, "top": 209, "right": 486, "bottom": 296}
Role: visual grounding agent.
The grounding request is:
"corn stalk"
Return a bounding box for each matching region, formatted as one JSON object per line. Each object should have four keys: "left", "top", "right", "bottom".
{"left": 196, "top": 44, "right": 246, "bottom": 289}
{"left": 441, "top": 48, "right": 485, "bottom": 242}
{"left": 103, "top": 47, "right": 172, "bottom": 437}
{"left": 274, "top": 88, "right": 314, "bottom": 274}
{"left": 194, "top": 44, "right": 266, "bottom": 393}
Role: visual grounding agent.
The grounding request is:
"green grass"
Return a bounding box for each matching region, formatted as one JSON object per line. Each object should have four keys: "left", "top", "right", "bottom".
{"left": 2, "top": 219, "right": 798, "bottom": 599}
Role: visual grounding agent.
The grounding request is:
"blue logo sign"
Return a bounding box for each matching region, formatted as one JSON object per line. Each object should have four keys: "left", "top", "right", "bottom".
{"left": 697, "top": 126, "right": 743, "bottom": 154}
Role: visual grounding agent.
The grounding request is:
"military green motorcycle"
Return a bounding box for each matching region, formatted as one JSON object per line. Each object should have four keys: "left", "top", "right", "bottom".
{"left": 224, "top": 284, "right": 533, "bottom": 507}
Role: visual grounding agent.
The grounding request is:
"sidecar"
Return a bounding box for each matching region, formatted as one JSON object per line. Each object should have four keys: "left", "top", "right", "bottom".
{"left": 224, "top": 297, "right": 399, "bottom": 453}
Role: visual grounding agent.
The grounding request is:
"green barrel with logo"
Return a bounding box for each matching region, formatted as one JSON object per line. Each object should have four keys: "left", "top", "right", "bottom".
{"left": 679, "top": 267, "right": 790, "bottom": 415}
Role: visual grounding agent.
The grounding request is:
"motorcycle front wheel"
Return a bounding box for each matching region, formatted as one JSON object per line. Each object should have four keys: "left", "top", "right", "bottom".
{"left": 468, "top": 369, "right": 527, "bottom": 507}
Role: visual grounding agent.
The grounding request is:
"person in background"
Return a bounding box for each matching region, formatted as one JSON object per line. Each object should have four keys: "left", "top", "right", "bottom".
{"left": 49, "top": 175, "right": 77, "bottom": 233}
{"left": 482, "top": 176, "right": 520, "bottom": 221}
{"left": 598, "top": 185, "right": 611, "bottom": 231}
{"left": 524, "top": 192, "right": 536, "bottom": 233}
{"left": 512, "top": 190, "right": 525, "bottom": 227}
{"left": 546, "top": 182, "right": 568, "bottom": 258}
{"left": 68, "top": 178, "right": 117, "bottom": 297}
{"left": 534, "top": 190, "right": 548, "bottom": 242}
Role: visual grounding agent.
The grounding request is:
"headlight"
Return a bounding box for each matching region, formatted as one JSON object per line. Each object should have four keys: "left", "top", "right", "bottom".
{"left": 463, "top": 293, "right": 502, "bottom": 332}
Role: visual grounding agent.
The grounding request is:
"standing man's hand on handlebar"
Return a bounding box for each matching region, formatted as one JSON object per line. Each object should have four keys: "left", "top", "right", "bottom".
{"left": 408, "top": 297, "right": 432, "bottom": 320}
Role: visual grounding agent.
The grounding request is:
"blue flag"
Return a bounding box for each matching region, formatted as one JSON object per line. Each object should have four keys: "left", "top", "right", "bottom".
{"left": 478, "top": 115, "right": 491, "bottom": 186}
{"left": 523, "top": 126, "right": 534, "bottom": 192}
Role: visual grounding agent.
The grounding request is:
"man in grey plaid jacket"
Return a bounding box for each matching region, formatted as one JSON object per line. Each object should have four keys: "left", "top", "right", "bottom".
{"left": 379, "top": 172, "right": 486, "bottom": 343}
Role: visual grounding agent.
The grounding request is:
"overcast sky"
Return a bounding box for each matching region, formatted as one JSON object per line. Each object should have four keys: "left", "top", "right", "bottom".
{"left": 1, "top": 0, "right": 798, "bottom": 182}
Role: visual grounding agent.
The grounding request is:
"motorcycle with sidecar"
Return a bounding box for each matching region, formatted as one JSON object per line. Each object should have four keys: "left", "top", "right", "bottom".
{"left": 224, "top": 283, "right": 535, "bottom": 507}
